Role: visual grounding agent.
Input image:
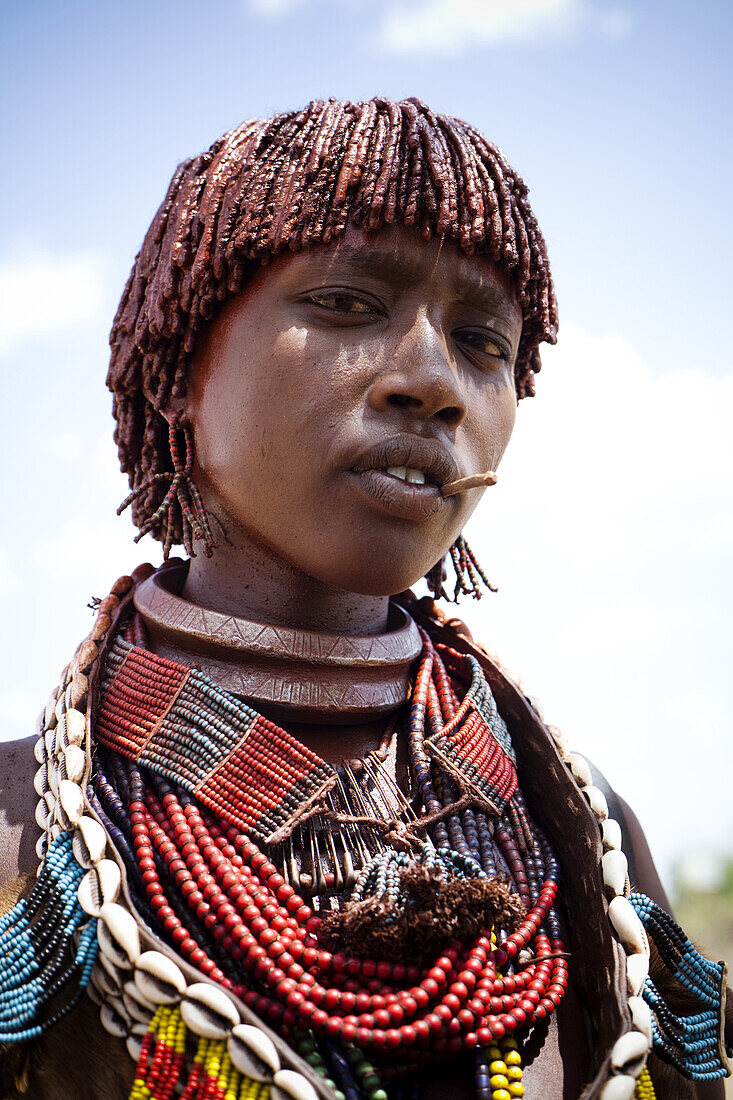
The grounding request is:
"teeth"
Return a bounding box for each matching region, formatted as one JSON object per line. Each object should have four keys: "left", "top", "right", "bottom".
{"left": 385, "top": 466, "right": 426, "bottom": 485}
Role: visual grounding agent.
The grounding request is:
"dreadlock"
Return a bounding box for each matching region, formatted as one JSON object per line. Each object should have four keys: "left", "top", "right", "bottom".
{"left": 107, "top": 96, "right": 557, "bottom": 549}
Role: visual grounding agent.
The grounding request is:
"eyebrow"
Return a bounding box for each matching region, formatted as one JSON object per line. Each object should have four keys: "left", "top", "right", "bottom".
{"left": 312, "top": 244, "right": 517, "bottom": 317}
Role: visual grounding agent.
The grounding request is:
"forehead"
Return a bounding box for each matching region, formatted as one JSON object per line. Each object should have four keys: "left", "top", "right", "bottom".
{"left": 264, "top": 223, "right": 522, "bottom": 322}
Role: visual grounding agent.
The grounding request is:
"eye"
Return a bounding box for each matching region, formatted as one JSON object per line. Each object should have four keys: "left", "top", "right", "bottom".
{"left": 306, "top": 290, "right": 380, "bottom": 316}
{"left": 456, "top": 329, "right": 512, "bottom": 368}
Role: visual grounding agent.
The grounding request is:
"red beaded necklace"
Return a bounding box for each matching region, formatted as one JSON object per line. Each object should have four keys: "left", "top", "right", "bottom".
{"left": 92, "top": 617, "right": 569, "bottom": 1088}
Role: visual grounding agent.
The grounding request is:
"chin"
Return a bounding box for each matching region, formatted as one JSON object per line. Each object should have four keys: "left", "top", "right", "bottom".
{"left": 315, "top": 558, "right": 435, "bottom": 599}
{"left": 284, "top": 529, "right": 447, "bottom": 599}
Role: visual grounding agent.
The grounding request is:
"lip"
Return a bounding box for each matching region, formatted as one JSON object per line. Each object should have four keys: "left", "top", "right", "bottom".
{"left": 348, "top": 435, "right": 459, "bottom": 522}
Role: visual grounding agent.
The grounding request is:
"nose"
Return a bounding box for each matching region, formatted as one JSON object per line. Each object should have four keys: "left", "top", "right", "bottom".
{"left": 367, "top": 310, "right": 466, "bottom": 431}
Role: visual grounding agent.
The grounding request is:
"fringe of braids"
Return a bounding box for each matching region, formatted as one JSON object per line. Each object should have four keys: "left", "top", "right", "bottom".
{"left": 108, "top": 96, "right": 558, "bottom": 549}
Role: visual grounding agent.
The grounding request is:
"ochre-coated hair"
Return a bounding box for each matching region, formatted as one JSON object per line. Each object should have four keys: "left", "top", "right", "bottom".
{"left": 108, "top": 97, "right": 558, "bottom": 549}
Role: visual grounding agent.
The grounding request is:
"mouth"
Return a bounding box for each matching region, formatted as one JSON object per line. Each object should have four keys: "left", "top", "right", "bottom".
{"left": 348, "top": 436, "right": 459, "bottom": 521}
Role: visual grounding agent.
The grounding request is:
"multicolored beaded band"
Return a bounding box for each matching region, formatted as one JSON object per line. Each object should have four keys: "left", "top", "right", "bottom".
{"left": 95, "top": 632, "right": 519, "bottom": 847}
{"left": 97, "top": 638, "right": 335, "bottom": 845}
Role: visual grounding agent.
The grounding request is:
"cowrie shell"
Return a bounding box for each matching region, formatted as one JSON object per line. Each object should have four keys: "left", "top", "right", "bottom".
{"left": 92, "top": 961, "right": 123, "bottom": 999}
{"left": 601, "top": 818, "right": 623, "bottom": 851}
{"left": 180, "top": 982, "right": 240, "bottom": 1039}
{"left": 48, "top": 757, "right": 60, "bottom": 797}
{"left": 78, "top": 859, "right": 121, "bottom": 916}
{"left": 583, "top": 785, "right": 609, "bottom": 821}
{"left": 98, "top": 902, "right": 141, "bottom": 969}
{"left": 34, "top": 763, "right": 49, "bottom": 797}
{"left": 63, "top": 744, "right": 86, "bottom": 784}
{"left": 126, "top": 1033, "right": 143, "bottom": 1062}
{"left": 63, "top": 708, "right": 86, "bottom": 747}
{"left": 91, "top": 612, "right": 112, "bottom": 642}
{"left": 74, "top": 640, "right": 98, "bottom": 674}
{"left": 35, "top": 792, "right": 55, "bottom": 831}
{"left": 602, "top": 850, "right": 629, "bottom": 897}
{"left": 58, "top": 779, "right": 84, "bottom": 826}
{"left": 85, "top": 981, "right": 103, "bottom": 1006}
{"left": 45, "top": 725, "right": 56, "bottom": 758}
{"left": 54, "top": 691, "right": 67, "bottom": 725}
{"left": 99, "top": 1000, "right": 132, "bottom": 1038}
{"left": 568, "top": 752, "right": 593, "bottom": 787}
{"left": 626, "top": 951, "right": 650, "bottom": 996}
{"left": 611, "top": 1029, "right": 650, "bottom": 1070}
{"left": 122, "top": 986, "right": 155, "bottom": 1024}
{"left": 97, "top": 954, "right": 125, "bottom": 997}
{"left": 599, "top": 1074, "right": 637, "bottom": 1099}
{"left": 628, "top": 996, "right": 653, "bottom": 1044}
{"left": 227, "top": 1023, "right": 281, "bottom": 1080}
{"left": 609, "top": 896, "right": 647, "bottom": 955}
{"left": 67, "top": 673, "right": 88, "bottom": 710}
{"left": 33, "top": 737, "right": 47, "bottom": 764}
{"left": 98, "top": 593, "right": 120, "bottom": 617}
{"left": 36, "top": 708, "right": 46, "bottom": 736}
{"left": 35, "top": 834, "right": 48, "bottom": 859}
{"left": 134, "top": 951, "right": 187, "bottom": 1005}
{"left": 42, "top": 699, "right": 55, "bottom": 734}
{"left": 73, "top": 815, "right": 107, "bottom": 868}
{"left": 272, "top": 1069, "right": 320, "bottom": 1100}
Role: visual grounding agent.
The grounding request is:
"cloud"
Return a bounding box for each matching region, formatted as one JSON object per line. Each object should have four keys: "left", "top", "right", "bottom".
{"left": 243, "top": 0, "right": 631, "bottom": 53}
{"left": 247, "top": 0, "right": 306, "bottom": 13}
{"left": 377, "top": 0, "right": 631, "bottom": 55}
{"left": 0, "top": 249, "right": 108, "bottom": 359}
{"left": 381, "top": 0, "right": 576, "bottom": 54}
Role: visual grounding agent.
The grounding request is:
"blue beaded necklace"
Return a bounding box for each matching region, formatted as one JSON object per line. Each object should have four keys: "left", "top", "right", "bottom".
{"left": 630, "top": 893, "right": 730, "bottom": 1082}
{"left": 0, "top": 831, "right": 98, "bottom": 1042}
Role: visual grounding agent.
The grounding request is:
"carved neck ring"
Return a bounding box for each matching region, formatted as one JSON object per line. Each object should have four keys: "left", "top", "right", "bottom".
{"left": 133, "top": 560, "right": 422, "bottom": 722}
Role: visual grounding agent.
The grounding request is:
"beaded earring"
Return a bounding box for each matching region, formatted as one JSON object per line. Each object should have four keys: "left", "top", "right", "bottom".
{"left": 426, "top": 536, "right": 497, "bottom": 602}
{"left": 117, "top": 413, "right": 215, "bottom": 559}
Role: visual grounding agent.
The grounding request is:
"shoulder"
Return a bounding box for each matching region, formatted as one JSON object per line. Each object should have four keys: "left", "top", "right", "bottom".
{"left": 0, "top": 735, "right": 39, "bottom": 886}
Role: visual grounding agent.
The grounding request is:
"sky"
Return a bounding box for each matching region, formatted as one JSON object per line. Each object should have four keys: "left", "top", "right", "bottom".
{"left": 0, "top": 0, "right": 731, "bottom": 889}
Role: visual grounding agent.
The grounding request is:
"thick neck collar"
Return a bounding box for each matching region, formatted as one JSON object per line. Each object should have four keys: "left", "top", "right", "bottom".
{"left": 133, "top": 560, "right": 422, "bottom": 721}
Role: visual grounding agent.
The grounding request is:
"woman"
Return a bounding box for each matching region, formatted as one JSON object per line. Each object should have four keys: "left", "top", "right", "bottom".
{"left": 1, "top": 97, "right": 729, "bottom": 1100}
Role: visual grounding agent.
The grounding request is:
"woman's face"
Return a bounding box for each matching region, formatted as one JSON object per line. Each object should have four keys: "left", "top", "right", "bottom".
{"left": 186, "top": 223, "right": 522, "bottom": 595}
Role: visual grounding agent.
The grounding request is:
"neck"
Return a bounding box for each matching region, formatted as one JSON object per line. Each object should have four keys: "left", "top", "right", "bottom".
{"left": 183, "top": 524, "right": 389, "bottom": 636}
{"left": 134, "top": 560, "right": 422, "bottom": 727}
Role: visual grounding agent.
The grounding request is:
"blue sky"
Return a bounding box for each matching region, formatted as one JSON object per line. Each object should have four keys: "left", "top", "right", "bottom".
{"left": 1, "top": 0, "right": 731, "bottom": 886}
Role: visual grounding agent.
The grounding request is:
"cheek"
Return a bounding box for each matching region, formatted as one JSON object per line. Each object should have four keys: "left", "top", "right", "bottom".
{"left": 468, "top": 377, "right": 517, "bottom": 470}
{"left": 193, "top": 327, "right": 304, "bottom": 468}
{"left": 191, "top": 325, "right": 361, "bottom": 509}
{"left": 495, "top": 390, "right": 517, "bottom": 459}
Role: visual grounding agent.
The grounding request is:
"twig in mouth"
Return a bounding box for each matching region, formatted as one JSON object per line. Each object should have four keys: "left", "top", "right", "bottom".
{"left": 441, "top": 471, "right": 497, "bottom": 497}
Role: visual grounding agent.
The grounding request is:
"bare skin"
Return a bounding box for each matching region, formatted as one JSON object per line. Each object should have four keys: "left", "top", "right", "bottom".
{"left": 180, "top": 223, "right": 521, "bottom": 634}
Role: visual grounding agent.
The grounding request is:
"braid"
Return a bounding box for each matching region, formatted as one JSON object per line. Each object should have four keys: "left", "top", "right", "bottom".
{"left": 107, "top": 96, "right": 558, "bottom": 546}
